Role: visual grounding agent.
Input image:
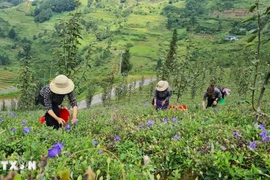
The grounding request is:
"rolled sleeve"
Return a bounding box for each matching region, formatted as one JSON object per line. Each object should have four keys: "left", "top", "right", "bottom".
{"left": 165, "top": 87, "right": 172, "bottom": 101}
{"left": 68, "top": 91, "right": 77, "bottom": 107}
{"left": 43, "top": 90, "right": 53, "bottom": 111}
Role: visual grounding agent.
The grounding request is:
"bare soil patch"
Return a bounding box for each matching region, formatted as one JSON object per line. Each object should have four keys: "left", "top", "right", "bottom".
{"left": 211, "top": 8, "right": 252, "bottom": 17}
{"left": 194, "top": 34, "right": 216, "bottom": 40}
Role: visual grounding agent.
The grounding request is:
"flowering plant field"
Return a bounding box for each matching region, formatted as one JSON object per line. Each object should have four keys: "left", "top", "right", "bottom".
{"left": 0, "top": 90, "right": 270, "bottom": 180}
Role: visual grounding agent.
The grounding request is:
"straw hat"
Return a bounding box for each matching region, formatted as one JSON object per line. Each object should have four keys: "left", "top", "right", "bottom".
{"left": 49, "top": 75, "right": 74, "bottom": 94}
{"left": 156, "top": 80, "right": 169, "bottom": 91}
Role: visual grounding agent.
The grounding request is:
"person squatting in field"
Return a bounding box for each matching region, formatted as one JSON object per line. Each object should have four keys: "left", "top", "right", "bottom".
{"left": 38, "top": 74, "right": 78, "bottom": 129}
{"left": 202, "top": 84, "right": 222, "bottom": 109}
{"left": 152, "top": 80, "right": 172, "bottom": 110}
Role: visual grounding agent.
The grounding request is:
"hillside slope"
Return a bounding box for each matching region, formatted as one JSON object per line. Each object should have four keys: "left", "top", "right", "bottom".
{"left": 0, "top": 0, "right": 269, "bottom": 91}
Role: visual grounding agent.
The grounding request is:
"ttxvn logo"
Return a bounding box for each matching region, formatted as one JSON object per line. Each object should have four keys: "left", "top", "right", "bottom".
{"left": 0, "top": 161, "right": 36, "bottom": 171}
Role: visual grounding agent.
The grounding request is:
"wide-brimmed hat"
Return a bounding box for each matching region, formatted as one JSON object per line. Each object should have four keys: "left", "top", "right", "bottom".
{"left": 156, "top": 80, "right": 169, "bottom": 91}
{"left": 49, "top": 75, "right": 74, "bottom": 94}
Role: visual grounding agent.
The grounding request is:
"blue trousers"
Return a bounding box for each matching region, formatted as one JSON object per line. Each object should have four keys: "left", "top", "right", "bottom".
{"left": 152, "top": 99, "right": 169, "bottom": 110}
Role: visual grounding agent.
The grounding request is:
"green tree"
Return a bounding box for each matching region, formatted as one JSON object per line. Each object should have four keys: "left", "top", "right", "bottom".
{"left": 242, "top": 0, "right": 270, "bottom": 116}
{"left": 87, "top": 0, "right": 93, "bottom": 7}
{"left": 0, "top": 53, "right": 10, "bottom": 65}
{"left": 54, "top": 1, "right": 83, "bottom": 78}
{"left": 165, "top": 29, "right": 177, "bottom": 76}
{"left": 121, "top": 49, "right": 132, "bottom": 74}
{"left": 34, "top": 8, "right": 52, "bottom": 23}
{"left": 17, "top": 38, "right": 39, "bottom": 110}
{"left": 0, "top": 27, "right": 5, "bottom": 37}
{"left": 8, "top": 28, "right": 16, "bottom": 39}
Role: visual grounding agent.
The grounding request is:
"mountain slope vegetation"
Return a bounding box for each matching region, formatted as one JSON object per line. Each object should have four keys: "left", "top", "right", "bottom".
{"left": 0, "top": 0, "right": 269, "bottom": 93}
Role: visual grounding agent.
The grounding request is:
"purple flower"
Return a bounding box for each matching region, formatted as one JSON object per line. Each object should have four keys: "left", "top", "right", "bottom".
{"left": 258, "top": 124, "right": 265, "bottom": 130}
{"left": 114, "top": 135, "right": 120, "bottom": 141}
{"left": 163, "top": 118, "right": 168, "bottom": 123}
{"left": 0, "top": 118, "right": 3, "bottom": 122}
{"left": 93, "top": 140, "right": 98, "bottom": 146}
{"left": 139, "top": 125, "right": 143, "bottom": 129}
{"left": 233, "top": 132, "right": 240, "bottom": 138}
{"left": 98, "top": 150, "right": 103, "bottom": 154}
{"left": 47, "top": 148, "right": 60, "bottom": 158}
{"left": 22, "top": 120, "right": 26, "bottom": 126}
{"left": 171, "top": 116, "right": 176, "bottom": 122}
{"left": 147, "top": 120, "right": 154, "bottom": 127}
{"left": 89, "top": 116, "right": 93, "bottom": 120}
{"left": 66, "top": 125, "right": 71, "bottom": 131}
{"left": 23, "top": 127, "right": 30, "bottom": 134}
{"left": 11, "top": 127, "right": 16, "bottom": 132}
{"left": 9, "top": 111, "right": 16, "bottom": 117}
{"left": 47, "top": 142, "right": 63, "bottom": 158}
{"left": 174, "top": 135, "right": 179, "bottom": 141}
{"left": 74, "top": 119, "right": 78, "bottom": 124}
{"left": 263, "top": 136, "right": 270, "bottom": 141}
{"left": 259, "top": 131, "right": 267, "bottom": 138}
{"left": 177, "top": 121, "right": 181, "bottom": 124}
{"left": 54, "top": 142, "right": 63, "bottom": 151}
{"left": 249, "top": 141, "right": 256, "bottom": 149}
{"left": 260, "top": 131, "right": 270, "bottom": 141}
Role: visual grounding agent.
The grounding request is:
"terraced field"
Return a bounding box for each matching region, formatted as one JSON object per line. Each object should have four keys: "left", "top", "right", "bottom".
{"left": 0, "top": 69, "right": 16, "bottom": 90}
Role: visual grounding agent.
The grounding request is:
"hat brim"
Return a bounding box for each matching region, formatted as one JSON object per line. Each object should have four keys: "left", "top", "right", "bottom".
{"left": 49, "top": 79, "right": 74, "bottom": 94}
{"left": 156, "top": 81, "right": 168, "bottom": 91}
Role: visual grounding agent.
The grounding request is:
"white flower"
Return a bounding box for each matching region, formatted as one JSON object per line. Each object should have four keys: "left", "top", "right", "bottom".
{"left": 143, "top": 155, "right": 150, "bottom": 165}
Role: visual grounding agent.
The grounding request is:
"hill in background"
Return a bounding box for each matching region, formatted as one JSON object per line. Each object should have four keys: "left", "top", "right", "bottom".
{"left": 0, "top": 0, "right": 269, "bottom": 91}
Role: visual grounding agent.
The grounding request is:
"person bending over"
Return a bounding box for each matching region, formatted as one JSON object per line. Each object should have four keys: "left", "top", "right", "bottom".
{"left": 152, "top": 80, "right": 172, "bottom": 110}
{"left": 38, "top": 74, "right": 78, "bottom": 129}
{"left": 202, "top": 84, "right": 222, "bottom": 109}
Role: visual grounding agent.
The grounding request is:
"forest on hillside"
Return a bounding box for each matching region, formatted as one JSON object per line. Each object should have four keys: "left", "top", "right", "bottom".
{"left": 0, "top": 0, "right": 269, "bottom": 98}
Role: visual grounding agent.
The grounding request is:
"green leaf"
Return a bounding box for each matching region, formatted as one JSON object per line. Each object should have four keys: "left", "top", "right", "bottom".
{"left": 263, "top": 37, "right": 270, "bottom": 44}
{"left": 241, "top": 16, "right": 256, "bottom": 23}
{"left": 249, "top": 4, "right": 257, "bottom": 12}
{"left": 247, "top": 34, "right": 257, "bottom": 43}
{"left": 58, "top": 169, "right": 71, "bottom": 180}
{"left": 245, "top": 42, "right": 255, "bottom": 48}
{"left": 264, "top": 6, "right": 270, "bottom": 15}
{"left": 13, "top": 174, "right": 22, "bottom": 180}
{"left": 251, "top": 59, "right": 259, "bottom": 65}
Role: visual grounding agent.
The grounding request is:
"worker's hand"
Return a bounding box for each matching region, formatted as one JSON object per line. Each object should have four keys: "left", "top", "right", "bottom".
{"left": 56, "top": 117, "right": 66, "bottom": 126}
{"left": 71, "top": 118, "right": 78, "bottom": 124}
{"left": 202, "top": 101, "right": 206, "bottom": 109}
{"left": 213, "top": 100, "right": 217, "bottom": 105}
{"left": 162, "top": 100, "right": 166, "bottom": 106}
{"left": 154, "top": 103, "right": 157, "bottom": 108}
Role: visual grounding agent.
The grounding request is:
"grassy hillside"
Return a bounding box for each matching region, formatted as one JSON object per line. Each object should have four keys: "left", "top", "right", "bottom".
{"left": 0, "top": 77, "right": 270, "bottom": 179}
{"left": 0, "top": 0, "right": 269, "bottom": 94}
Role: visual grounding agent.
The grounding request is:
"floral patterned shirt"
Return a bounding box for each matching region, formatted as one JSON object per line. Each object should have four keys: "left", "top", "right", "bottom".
{"left": 40, "top": 84, "right": 77, "bottom": 111}
{"left": 153, "top": 86, "right": 172, "bottom": 101}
